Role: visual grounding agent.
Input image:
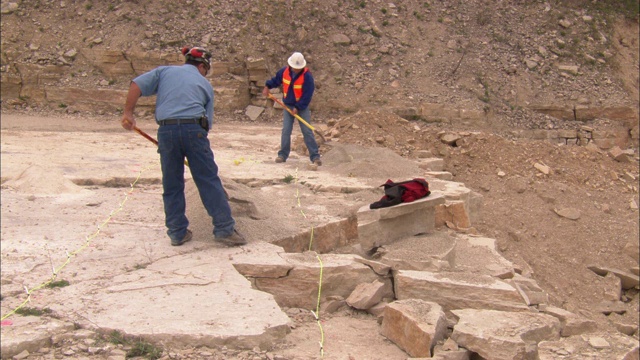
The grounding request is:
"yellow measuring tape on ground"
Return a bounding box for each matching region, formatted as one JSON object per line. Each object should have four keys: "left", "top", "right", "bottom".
{"left": 293, "top": 168, "right": 326, "bottom": 357}
{"left": 1, "top": 163, "right": 158, "bottom": 321}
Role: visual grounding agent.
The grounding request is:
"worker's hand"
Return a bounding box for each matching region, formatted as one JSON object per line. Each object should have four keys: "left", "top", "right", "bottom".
{"left": 262, "top": 86, "right": 270, "bottom": 97}
{"left": 121, "top": 114, "right": 136, "bottom": 131}
{"left": 292, "top": 108, "right": 298, "bottom": 116}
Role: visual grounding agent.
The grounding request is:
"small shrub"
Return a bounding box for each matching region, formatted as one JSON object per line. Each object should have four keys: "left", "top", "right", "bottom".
{"left": 381, "top": 8, "right": 387, "bottom": 14}
{"left": 283, "top": 175, "right": 294, "bottom": 183}
{"left": 108, "top": 330, "right": 127, "bottom": 345}
{"left": 46, "top": 279, "right": 70, "bottom": 288}
{"left": 127, "top": 339, "right": 163, "bottom": 360}
{"left": 58, "top": 103, "right": 68, "bottom": 108}
{"left": 15, "top": 307, "right": 52, "bottom": 316}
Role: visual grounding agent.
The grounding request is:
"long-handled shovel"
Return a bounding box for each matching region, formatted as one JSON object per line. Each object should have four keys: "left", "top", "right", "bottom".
{"left": 133, "top": 125, "right": 229, "bottom": 199}
{"left": 267, "top": 93, "right": 327, "bottom": 143}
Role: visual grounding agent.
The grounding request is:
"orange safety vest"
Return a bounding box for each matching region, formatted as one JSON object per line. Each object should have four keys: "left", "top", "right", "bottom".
{"left": 282, "top": 67, "right": 308, "bottom": 101}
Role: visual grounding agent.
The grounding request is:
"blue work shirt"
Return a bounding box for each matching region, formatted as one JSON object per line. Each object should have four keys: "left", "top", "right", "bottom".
{"left": 133, "top": 64, "right": 214, "bottom": 128}
{"left": 265, "top": 66, "right": 315, "bottom": 111}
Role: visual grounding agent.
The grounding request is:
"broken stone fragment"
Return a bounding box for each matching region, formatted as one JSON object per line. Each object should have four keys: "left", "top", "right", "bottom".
{"left": 346, "top": 279, "right": 393, "bottom": 310}
{"left": 440, "top": 133, "right": 461, "bottom": 146}
{"left": 534, "top": 162, "right": 550, "bottom": 175}
{"left": 244, "top": 105, "right": 264, "bottom": 121}
{"left": 541, "top": 305, "right": 598, "bottom": 337}
{"left": 609, "top": 146, "right": 630, "bottom": 162}
{"left": 587, "top": 265, "right": 640, "bottom": 290}
{"left": 553, "top": 207, "right": 580, "bottom": 220}
{"left": 451, "top": 309, "right": 561, "bottom": 359}
{"left": 380, "top": 299, "right": 447, "bottom": 358}
{"left": 595, "top": 300, "right": 627, "bottom": 315}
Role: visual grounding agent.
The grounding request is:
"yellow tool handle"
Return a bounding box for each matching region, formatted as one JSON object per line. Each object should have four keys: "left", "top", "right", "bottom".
{"left": 267, "top": 93, "right": 316, "bottom": 131}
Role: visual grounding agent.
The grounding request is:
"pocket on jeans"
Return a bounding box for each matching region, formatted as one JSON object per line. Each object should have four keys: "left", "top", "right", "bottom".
{"left": 156, "top": 130, "right": 174, "bottom": 154}
{"left": 188, "top": 128, "right": 211, "bottom": 151}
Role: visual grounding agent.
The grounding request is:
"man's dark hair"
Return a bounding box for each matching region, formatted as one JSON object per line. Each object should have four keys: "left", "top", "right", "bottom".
{"left": 185, "top": 59, "right": 203, "bottom": 67}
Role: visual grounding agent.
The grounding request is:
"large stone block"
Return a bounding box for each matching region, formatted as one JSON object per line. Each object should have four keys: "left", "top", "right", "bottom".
{"left": 395, "top": 270, "right": 527, "bottom": 313}
{"left": 252, "top": 253, "right": 381, "bottom": 309}
{"left": 357, "top": 194, "right": 445, "bottom": 249}
{"left": 451, "top": 309, "right": 561, "bottom": 360}
{"left": 380, "top": 299, "right": 447, "bottom": 357}
{"left": 273, "top": 216, "right": 359, "bottom": 254}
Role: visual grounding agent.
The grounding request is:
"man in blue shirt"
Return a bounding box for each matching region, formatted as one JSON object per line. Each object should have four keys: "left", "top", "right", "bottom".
{"left": 262, "top": 52, "right": 321, "bottom": 166}
{"left": 120, "top": 46, "right": 246, "bottom": 247}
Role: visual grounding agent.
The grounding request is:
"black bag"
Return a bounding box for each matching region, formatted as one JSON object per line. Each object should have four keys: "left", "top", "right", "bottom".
{"left": 369, "top": 178, "right": 430, "bottom": 209}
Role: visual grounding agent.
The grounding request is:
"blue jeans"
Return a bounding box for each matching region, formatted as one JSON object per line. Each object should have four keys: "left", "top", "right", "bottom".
{"left": 278, "top": 106, "right": 320, "bottom": 162}
{"left": 157, "top": 124, "right": 235, "bottom": 242}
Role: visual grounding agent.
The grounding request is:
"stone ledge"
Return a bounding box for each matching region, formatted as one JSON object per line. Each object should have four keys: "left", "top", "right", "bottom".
{"left": 357, "top": 194, "right": 446, "bottom": 249}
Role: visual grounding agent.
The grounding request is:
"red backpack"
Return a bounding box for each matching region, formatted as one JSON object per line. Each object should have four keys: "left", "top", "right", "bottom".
{"left": 369, "top": 178, "right": 431, "bottom": 209}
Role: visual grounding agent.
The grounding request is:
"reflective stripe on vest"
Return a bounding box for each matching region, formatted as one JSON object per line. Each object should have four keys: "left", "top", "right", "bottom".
{"left": 282, "top": 67, "right": 308, "bottom": 101}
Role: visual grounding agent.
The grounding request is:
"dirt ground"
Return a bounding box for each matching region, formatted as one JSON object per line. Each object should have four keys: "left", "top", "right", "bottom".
{"left": 1, "top": 109, "right": 638, "bottom": 359}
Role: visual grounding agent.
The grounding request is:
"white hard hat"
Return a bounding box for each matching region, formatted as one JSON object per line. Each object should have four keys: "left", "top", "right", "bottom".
{"left": 287, "top": 52, "right": 307, "bottom": 69}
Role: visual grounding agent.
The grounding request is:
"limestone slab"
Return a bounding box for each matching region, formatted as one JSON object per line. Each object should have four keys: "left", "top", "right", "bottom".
{"left": 380, "top": 299, "right": 447, "bottom": 358}
{"left": 395, "top": 270, "right": 527, "bottom": 313}
{"left": 0, "top": 317, "right": 75, "bottom": 359}
{"left": 42, "top": 246, "right": 292, "bottom": 350}
{"left": 253, "top": 253, "right": 381, "bottom": 309}
{"left": 538, "top": 333, "right": 639, "bottom": 360}
{"left": 357, "top": 194, "right": 445, "bottom": 249}
{"left": 451, "top": 309, "right": 561, "bottom": 360}
{"left": 541, "top": 306, "right": 598, "bottom": 337}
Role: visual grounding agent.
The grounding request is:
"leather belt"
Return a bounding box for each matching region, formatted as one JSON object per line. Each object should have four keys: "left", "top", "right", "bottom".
{"left": 158, "top": 119, "right": 199, "bottom": 126}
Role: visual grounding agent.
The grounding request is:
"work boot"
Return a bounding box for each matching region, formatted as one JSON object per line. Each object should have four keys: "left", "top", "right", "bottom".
{"left": 215, "top": 229, "right": 247, "bottom": 247}
{"left": 171, "top": 229, "right": 193, "bottom": 246}
{"left": 312, "top": 158, "right": 322, "bottom": 166}
{"left": 275, "top": 156, "right": 285, "bottom": 163}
